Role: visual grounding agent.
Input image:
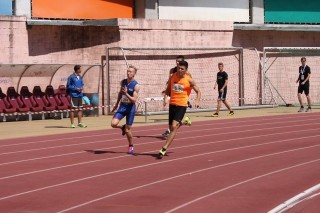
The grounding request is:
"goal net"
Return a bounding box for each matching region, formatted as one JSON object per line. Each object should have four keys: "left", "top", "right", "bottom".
{"left": 263, "top": 47, "right": 320, "bottom": 106}
{"left": 106, "top": 47, "right": 262, "bottom": 114}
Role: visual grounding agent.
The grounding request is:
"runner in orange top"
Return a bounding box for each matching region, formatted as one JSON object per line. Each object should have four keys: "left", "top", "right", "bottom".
{"left": 157, "top": 60, "right": 201, "bottom": 159}
{"left": 162, "top": 55, "right": 192, "bottom": 138}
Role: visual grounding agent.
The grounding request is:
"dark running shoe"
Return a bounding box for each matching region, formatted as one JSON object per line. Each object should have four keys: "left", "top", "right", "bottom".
{"left": 211, "top": 112, "right": 219, "bottom": 117}
{"left": 228, "top": 111, "right": 234, "bottom": 116}
{"left": 306, "top": 107, "right": 311, "bottom": 112}
{"left": 162, "top": 129, "right": 170, "bottom": 138}
{"left": 298, "top": 106, "right": 304, "bottom": 112}
{"left": 121, "top": 125, "right": 126, "bottom": 136}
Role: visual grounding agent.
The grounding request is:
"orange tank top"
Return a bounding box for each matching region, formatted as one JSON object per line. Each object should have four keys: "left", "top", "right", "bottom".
{"left": 170, "top": 73, "right": 192, "bottom": 106}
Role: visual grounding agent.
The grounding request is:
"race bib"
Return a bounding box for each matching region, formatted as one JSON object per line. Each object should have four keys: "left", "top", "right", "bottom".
{"left": 173, "top": 83, "right": 184, "bottom": 93}
{"left": 121, "top": 95, "right": 130, "bottom": 103}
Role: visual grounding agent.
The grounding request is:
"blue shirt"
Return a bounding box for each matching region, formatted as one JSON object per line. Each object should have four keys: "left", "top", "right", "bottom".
{"left": 67, "top": 73, "right": 84, "bottom": 98}
{"left": 120, "top": 79, "right": 138, "bottom": 105}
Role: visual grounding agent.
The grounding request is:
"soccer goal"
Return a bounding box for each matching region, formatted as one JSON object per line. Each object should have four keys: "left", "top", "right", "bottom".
{"left": 263, "top": 47, "right": 320, "bottom": 106}
{"left": 106, "top": 47, "right": 264, "bottom": 115}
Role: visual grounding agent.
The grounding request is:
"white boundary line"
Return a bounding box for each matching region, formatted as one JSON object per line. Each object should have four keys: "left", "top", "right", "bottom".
{"left": 1, "top": 117, "right": 320, "bottom": 156}
{"left": 1, "top": 122, "right": 320, "bottom": 168}
{"left": 1, "top": 134, "right": 320, "bottom": 201}
{"left": 0, "top": 115, "right": 299, "bottom": 147}
{"left": 1, "top": 128, "right": 320, "bottom": 180}
{"left": 164, "top": 160, "right": 320, "bottom": 213}
{"left": 0, "top": 112, "right": 319, "bottom": 147}
{"left": 57, "top": 149, "right": 320, "bottom": 213}
{"left": 268, "top": 183, "right": 320, "bottom": 213}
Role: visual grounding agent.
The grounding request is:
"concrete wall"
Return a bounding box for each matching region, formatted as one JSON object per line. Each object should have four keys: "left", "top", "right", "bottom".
{"left": 0, "top": 17, "right": 234, "bottom": 113}
{"left": 2, "top": 16, "right": 320, "bottom": 111}
{"left": 232, "top": 30, "right": 320, "bottom": 50}
{"left": 0, "top": 16, "right": 120, "bottom": 65}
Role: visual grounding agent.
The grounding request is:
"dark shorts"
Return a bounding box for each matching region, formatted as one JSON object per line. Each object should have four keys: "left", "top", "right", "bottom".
{"left": 218, "top": 88, "right": 227, "bottom": 100}
{"left": 113, "top": 103, "right": 136, "bottom": 126}
{"left": 298, "top": 84, "right": 309, "bottom": 95}
{"left": 169, "top": 104, "right": 187, "bottom": 125}
{"left": 71, "top": 97, "right": 83, "bottom": 108}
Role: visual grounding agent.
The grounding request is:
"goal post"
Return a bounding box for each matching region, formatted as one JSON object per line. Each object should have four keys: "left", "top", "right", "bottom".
{"left": 106, "top": 47, "right": 264, "bottom": 115}
{"left": 263, "top": 47, "right": 320, "bottom": 106}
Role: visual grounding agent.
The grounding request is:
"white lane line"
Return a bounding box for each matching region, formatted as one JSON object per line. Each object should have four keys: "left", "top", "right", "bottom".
{"left": 1, "top": 135, "right": 319, "bottom": 201}
{"left": 268, "top": 183, "right": 320, "bottom": 213}
{"left": 0, "top": 118, "right": 318, "bottom": 166}
{"left": 1, "top": 127, "right": 320, "bottom": 180}
{"left": 1, "top": 113, "right": 318, "bottom": 147}
{"left": 164, "top": 161, "right": 320, "bottom": 213}
{"left": 57, "top": 149, "right": 320, "bottom": 213}
{"left": 1, "top": 118, "right": 320, "bottom": 156}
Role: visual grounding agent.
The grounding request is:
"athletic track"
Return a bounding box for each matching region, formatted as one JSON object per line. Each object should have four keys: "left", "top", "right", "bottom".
{"left": 0, "top": 112, "right": 319, "bottom": 213}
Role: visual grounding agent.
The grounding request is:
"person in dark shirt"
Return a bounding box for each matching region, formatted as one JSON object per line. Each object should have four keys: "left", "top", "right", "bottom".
{"left": 212, "top": 62, "right": 234, "bottom": 117}
{"left": 296, "top": 57, "right": 311, "bottom": 112}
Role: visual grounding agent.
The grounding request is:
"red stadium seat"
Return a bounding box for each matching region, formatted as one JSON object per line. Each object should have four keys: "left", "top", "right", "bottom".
{"left": 6, "top": 87, "right": 29, "bottom": 112}
{"left": 20, "top": 86, "right": 43, "bottom": 112}
{"left": 0, "top": 87, "right": 16, "bottom": 113}
{"left": 55, "top": 85, "right": 71, "bottom": 109}
{"left": 45, "top": 85, "right": 68, "bottom": 111}
{"left": 32, "top": 86, "right": 55, "bottom": 111}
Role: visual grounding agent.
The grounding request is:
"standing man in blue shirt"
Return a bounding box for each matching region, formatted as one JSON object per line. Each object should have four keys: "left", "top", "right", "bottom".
{"left": 111, "top": 65, "right": 140, "bottom": 154}
{"left": 67, "top": 65, "right": 87, "bottom": 128}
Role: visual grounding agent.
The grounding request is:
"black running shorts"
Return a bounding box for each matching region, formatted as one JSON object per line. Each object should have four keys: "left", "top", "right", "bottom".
{"left": 298, "top": 84, "right": 309, "bottom": 96}
{"left": 169, "top": 104, "right": 187, "bottom": 125}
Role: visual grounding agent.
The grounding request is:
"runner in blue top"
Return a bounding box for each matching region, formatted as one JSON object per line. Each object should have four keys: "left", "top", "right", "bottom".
{"left": 111, "top": 65, "right": 140, "bottom": 154}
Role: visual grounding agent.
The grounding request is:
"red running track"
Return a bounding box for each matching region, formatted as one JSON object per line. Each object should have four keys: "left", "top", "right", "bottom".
{"left": 0, "top": 113, "right": 319, "bottom": 213}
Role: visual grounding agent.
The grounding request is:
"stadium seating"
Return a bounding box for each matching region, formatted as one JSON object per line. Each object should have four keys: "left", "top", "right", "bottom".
{"left": 0, "top": 85, "right": 96, "bottom": 122}
{"left": 20, "top": 86, "right": 43, "bottom": 112}
{"left": 0, "top": 87, "right": 16, "bottom": 113}
{"left": 0, "top": 88, "right": 16, "bottom": 121}
{"left": 20, "top": 86, "right": 45, "bottom": 120}
{"left": 6, "top": 87, "right": 29, "bottom": 113}
{"left": 32, "top": 86, "right": 56, "bottom": 111}
{"left": 45, "top": 85, "right": 68, "bottom": 111}
{"left": 55, "top": 85, "right": 71, "bottom": 109}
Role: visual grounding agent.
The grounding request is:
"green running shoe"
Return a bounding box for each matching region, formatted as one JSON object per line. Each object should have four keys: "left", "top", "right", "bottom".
{"left": 78, "top": 123, "right": 87, "bottom": 128}
{"left": 184, "top": 116, "right": 192, "bottom": 126}
{"left": 71, "top": 123, "right": 76, "bottom": 128}
{"left": 157, "top": 148, "right": 167, "bottom": 159}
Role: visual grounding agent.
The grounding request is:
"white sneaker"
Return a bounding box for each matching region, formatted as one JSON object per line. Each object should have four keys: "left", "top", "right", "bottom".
{"left": 306, "top": 107, "right": 311, "bottom": 112}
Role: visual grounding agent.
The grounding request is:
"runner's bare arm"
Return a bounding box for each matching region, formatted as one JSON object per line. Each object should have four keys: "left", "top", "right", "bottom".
{"left": 190, "top": 78, "right": 201, "bottom": 108}
{"left": 123, "top": 84, "right": 140, "bottom": 104}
